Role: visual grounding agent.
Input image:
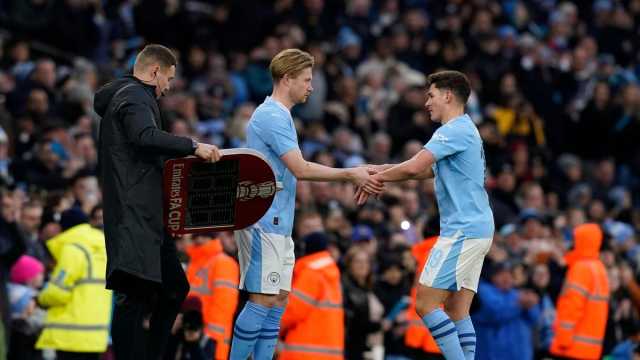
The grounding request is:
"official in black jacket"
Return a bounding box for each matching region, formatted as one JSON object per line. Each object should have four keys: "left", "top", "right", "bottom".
{"left": 94, "top": 44, "right": 220, "bottom": 360}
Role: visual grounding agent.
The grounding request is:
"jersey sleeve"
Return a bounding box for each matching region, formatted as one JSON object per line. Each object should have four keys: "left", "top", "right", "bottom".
{"left": 253, "top": 110, "right": 299, "bottom": 157}
{"left": 424, "top": 123, "right": 469, "bottom": 161}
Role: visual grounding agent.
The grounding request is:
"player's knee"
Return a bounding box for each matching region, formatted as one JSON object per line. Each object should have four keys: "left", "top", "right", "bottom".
{"left": 415, "top": 299, "right": 438, "bottom": 318}
{"left": 443, "top": 301, "right": 462, "bottom": 319}
{"left": 444, "top": 300, "right": 470, "bottom": 321}
{"left": 444, "top": 308, "right": 468, "bottom": 321}
{"left": 416, "top": 285, "right": 447, "bottom": 317}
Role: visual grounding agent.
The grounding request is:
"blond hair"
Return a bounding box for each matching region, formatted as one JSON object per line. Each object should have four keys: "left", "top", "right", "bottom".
{"left": 269, "top": 49, "right": 314, "bottom": 83}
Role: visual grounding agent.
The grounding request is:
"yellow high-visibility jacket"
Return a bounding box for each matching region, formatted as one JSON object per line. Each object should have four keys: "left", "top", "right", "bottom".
{"left": 36, "top": 224, "right": 112, "bottom": 352}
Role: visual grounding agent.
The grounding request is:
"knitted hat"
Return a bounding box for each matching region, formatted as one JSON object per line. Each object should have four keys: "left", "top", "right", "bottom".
{"left": 10, "top": 255, "right": 44, "bottom": 285}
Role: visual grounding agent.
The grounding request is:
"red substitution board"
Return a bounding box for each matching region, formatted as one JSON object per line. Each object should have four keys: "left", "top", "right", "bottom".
{"left": 163, "top": 148, "right": 281, "bottom": 235}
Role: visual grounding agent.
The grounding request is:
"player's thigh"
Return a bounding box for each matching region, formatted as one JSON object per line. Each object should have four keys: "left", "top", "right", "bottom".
{"left": 415, "top": 283, "right": 450, "bottom": 317}
{"left": 444, "top": 288, "right": 476, "bottom": 321}
{"left": 444, "top": 236, "right": 492, "bottom": 319}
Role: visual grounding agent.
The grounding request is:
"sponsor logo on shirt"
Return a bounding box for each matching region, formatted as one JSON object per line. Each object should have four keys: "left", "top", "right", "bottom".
{"left": 434, "top": 133, "right": 449, "bottom": 142}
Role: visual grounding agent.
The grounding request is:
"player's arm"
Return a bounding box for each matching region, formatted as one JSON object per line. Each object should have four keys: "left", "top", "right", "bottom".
{"left": 365, "top": 162, "right": 433, "bottom": 180}
{"left": 281, "top": 149, "right": 381, "bottom": 190}
{"left": 365, "top": 164, "right": 394, "bottom": 172}
{"left": 374, "top": 149, "right": 435, "bottom": 182}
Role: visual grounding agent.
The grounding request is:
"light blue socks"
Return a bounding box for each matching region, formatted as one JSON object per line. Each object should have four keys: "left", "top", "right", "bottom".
{"left": 230, "top": 301, "right": 270, "bottom": 359}
{"left": 422, "top": 309, "right": 465, "bottom": 360}
{"left": 455, "top": 316, "right": 476, "bottom": 360}
{"left": 253, "top": 306, "right": 284, "bottom": 359}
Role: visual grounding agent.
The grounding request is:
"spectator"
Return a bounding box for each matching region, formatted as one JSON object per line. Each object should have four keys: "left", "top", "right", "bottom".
{"left": 550, "top": 223, "right": 610, "bottom": 359}
{"left": 17, "top": 201, "right": 43, "bottom": 260}
{"left": 280, "top": 232, "right": 344, "bottom": 359}
{"left": 185, "top": 233, "right": 239, "bottom": 359}
{"left": 528, "top": 263, "right": 556, "bottom": 358}
{"left": 164, "top": 309, "right": 216, "bottom": 360}
{"left": 35, "top": 212, "right": 112, "bottom": 360}
{"left": 0, "top": 189, "right": 26, "bottom": 344}
{"left": 7, "top": 283, "right": 43, "bottom": 360}
{"left": 374, "top": 253, "right": 411, "bottom": 360}
{"left": 9, "top": 255, "right": 44, "bottom": 290}
{"left": 473, "top": 261, "right": 541, "bottom": 360}
{"left": 342, "top": 246, "right": 384, "bottom": 360}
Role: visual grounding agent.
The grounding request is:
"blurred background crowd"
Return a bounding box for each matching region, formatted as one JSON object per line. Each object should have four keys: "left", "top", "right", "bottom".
{"left": 1, "top": 0, "right": 640, "bottom": 359}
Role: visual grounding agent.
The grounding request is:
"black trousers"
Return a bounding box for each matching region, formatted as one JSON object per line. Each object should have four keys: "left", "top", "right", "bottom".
{"left": 56, "top": 351, "right": 101, "bottom": 360}
{"left": 111, "top": 243, "right": 190, "bottom": 360}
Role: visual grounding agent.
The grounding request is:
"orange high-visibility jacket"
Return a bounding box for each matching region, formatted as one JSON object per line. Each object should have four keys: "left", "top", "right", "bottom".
{"left": 186, "top": 240, "right": 239, "bottom": 360}
{"left": 550, "top": 223, "right": 610, "bottom": 360}
{"left": 405, "top": 236, "right": 441, "bottom": 355}
{"left": 280, "top": 250, "right": 344, "bottom": 360}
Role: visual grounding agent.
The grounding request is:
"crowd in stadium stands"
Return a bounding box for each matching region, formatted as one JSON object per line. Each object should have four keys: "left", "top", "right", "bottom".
{"left": 1, "top": 0, "right": 640, "bottom": 359}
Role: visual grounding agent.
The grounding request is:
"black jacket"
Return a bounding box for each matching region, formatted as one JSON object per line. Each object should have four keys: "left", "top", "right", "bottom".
{"left": 94, "top": 76, "right": 194, "bottom": 290}
{"left": 0, "top": 215, "right": 26, "bottom": 344}
{"left": 342, "top": 274, "right": 382, "bottom": 360}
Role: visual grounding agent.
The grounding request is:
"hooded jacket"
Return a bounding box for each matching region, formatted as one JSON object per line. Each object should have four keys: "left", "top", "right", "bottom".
{"left": 550, "top": 223, "right": 610, "bottom": 359}
{"left": 185, "top": 239, "right": 239, "bottom": 359}
{"left": 36, "top": 224, "right": 112, "bottom": 352}
{"left": 280, "top": 250, "right": 344, "bottom": 359}
{"left": 94, "top": 76, "right": 194, "bottom": 289}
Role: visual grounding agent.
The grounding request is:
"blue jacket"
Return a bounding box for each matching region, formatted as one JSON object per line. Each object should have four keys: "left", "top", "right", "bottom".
{"left": 472, "top": 281, "right": 540, "bottom": 360}
{"left": 533, "top": 293, "right": 555, "bottom": 351}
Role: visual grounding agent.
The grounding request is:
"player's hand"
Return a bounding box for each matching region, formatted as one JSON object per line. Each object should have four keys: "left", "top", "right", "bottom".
{"left": 354, "top": 174, "right": 386, "bottom": 205}
{"left": 349, "top": 167, "right": 383, "bottom": 193}
{"left": 195, "top": 143, "right": 221, "bottom": 162}
{"left": 354, "top": 186, "right": 370, "bottom": 205}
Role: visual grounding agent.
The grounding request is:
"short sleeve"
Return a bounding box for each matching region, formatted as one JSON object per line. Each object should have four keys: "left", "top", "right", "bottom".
{"left": 424, "top": 124, "right": 468, "bottom": 161}
{"left": 253, "top": 111, "right": 299, "bottom": 156}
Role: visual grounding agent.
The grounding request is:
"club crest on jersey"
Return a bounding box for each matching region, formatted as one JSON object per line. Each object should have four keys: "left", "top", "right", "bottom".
{"left": 267, "top": 272, "right": 281, "bottom": 286}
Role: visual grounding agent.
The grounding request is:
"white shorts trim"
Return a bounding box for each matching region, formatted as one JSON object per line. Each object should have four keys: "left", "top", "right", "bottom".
{"left": 419, "top": 232, "right": 492, "bottom": 292}
{"left": 235, "top": 226, "right": 295, "bottom": 295}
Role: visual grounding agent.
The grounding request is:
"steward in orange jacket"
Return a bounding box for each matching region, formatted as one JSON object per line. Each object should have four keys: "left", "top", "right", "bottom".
{"left": 186, "top": 236, "right": 239, "bottom": 360}
{"left": 280, "top": 232, "right": 344, "bottom": 359}
{"left": 550, "top": 223, "right": 609, "bottom": 359}
{"left": 405, "top": 236, "right": 441, "bottom": 357}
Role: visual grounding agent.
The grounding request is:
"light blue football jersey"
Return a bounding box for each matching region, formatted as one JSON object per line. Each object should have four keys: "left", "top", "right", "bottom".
{"left": 246, "top": 96, "right": 299, "bottom": 236}
{"left": 424, "top": 114, "right": 495, "bottom": 238}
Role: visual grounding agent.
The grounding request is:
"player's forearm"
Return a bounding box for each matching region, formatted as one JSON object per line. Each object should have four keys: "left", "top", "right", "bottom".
{"left": 369, "top": 164, "right": 394, "bottom": 172}
{"left": 295, "top": 161, "right": 352, "bottom": 182}
{"left": 414, "top": 167, "right": 434, "bottom": 180}
{"left": 377, "top": 160, "right": 423, "bottom": 182}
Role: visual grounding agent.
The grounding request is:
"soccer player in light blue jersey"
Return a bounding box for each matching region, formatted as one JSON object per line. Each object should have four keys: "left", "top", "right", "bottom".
{"left": 357, "top": 71, "right": 494, "bottom": 360}
{"left": 230, "top": 49, "right": 382, "bottom": 360}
